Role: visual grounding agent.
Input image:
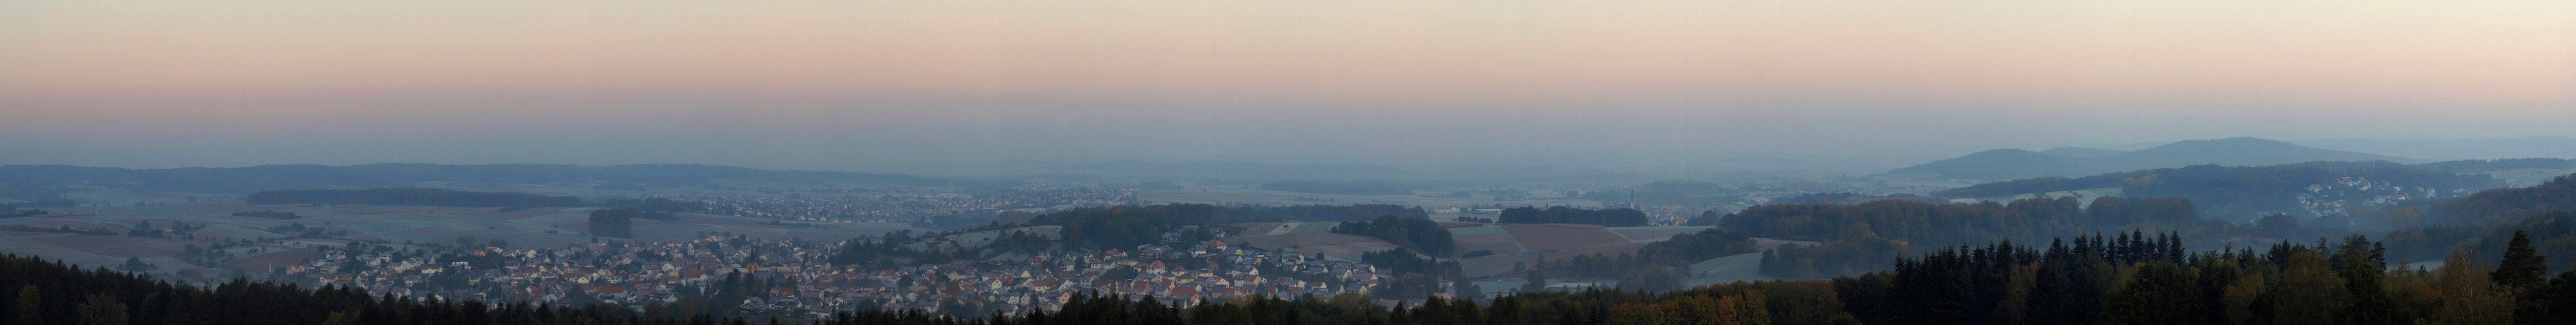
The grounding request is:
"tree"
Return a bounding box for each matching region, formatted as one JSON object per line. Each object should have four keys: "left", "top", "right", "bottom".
{"left": 2260, "top": 214, "right": 2300, "bottom": 239}
{"left": 2495, "top": 231, "right": 2551, "bottom": 324}
{"left": 1734, "top": 292, "right": 1774, "bottom": 325}
{"left": 1606, "top": 302, "right": 1665, "bottom": 325}
{"left": 2273, "top": 252, "right": 2346, "bottom": 325}
{"left": 1521, "top": 269, "right": 1548, "bottom": 293}
{"left": 16, "top": 285, "right": 40, "bottom": 325}
{"left": 77, "top": 294, "right": 126, "bottom": 325}
{"left": 589, "top": 208, "right": 636, "bottom": 238}
{"left": 2100, "top": 262, "right": 2201, "bottom": 324}
{"left": 120, "top": 257, "right": 152, "bottom": 272}
{"left": 2497, "top": 231, "right": 2550, "bottom": 294}
{"left": 2219, "top": 273, "right": 2267, "bottom": 325}
{"left": 322, "top": 310, "right": 363, "bottom": 325}
{"left": 2542, "top": 270, "right": 2576, "bottom": 322}
{"left": 1452, "top": 278, "right": 1481, "bottom": 300}
{"left": 1331, "top": 215, "right": 1456, "bottom": 255}
{"left": 2432, "top": 250, "right": 2515, "bottom": 325}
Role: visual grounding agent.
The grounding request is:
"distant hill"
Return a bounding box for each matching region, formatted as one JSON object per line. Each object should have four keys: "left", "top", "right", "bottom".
{"left": 2414, "top": 158, "right": 2576, "bottom": 174}
{"left": 1891, "top": 137, "right": 2420, "bottom": 179}
{"left": 2295, "top": 136, "right": 2576, "bottom": 161}
{"left": 1044, "top": 161, "right": 1408, "bottom": 179}
{"left": 1255, "top": 181, "right": 1417, "bottom": 196}
{"left": 243, "top": 187, "right": 584, "bottom": 207}
{"left": 1886, "top": 149, "right": 2089, "bottom": 179}
{"left": 0, "top": 163, "right": 938, "bottom": 195}
{"left": 1934, "top": 161, "right": 2506, "bottom": 220}
{"left": 2038, "top": 147, "right": 2126, "bottom": 157}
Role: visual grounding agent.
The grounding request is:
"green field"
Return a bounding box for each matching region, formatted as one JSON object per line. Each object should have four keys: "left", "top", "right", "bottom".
{"left": 1685, "top": 252, "right": 1775, "bottom": 287}
{"left": 1608, "top": 226, "right": 1712, "bottom": 241}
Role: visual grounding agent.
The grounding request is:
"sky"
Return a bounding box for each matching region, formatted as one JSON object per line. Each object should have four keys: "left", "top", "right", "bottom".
{"left": 2, "top": 1, "right": 2571, "bottom": 172}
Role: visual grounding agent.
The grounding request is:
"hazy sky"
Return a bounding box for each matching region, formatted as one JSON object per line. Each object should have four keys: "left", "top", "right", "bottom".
{"left": 3, "top": 1, "right": 2571, "bottom": 171}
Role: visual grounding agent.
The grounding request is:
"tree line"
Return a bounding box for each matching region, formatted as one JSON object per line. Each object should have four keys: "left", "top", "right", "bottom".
{"left": 1331, "top": 215, "right": 1457, "bottom": 256}
{"left": 1208, "top": 203, "right": 1426, "bottom": 222}
{"left": 1498, "top": 206, "right": 1649, "bottom": 227}
{"left": 1720, "top": 196, "right": 2250, "bottom": 278}
{"left": 1256, "top": 181, "right": 1412, "bottom": 196}
{"left": 587, "top": 208, "right": 637, "bottom": 238}
{"left": 244, "top": 188, "right": 584, "bottom": 207}
{"left": 0, "top": 252, "right": 727, "bottom": 325}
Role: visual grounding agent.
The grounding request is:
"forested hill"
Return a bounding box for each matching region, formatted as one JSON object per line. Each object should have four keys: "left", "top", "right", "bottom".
{"left": 1045, "top": 161, "right": 1410, "bottom": 179}
{"left": 2415, "top": 158, "right": 2576, "bottom": 174}
{"left": 1712, "top": 196, "right": 2257, "bottom": 278}
{"left": 0, "top": 253, "right": 696, "bottom": 324}
{"left": 1891, "top": 137, "right": 2418, "bottom": 179}
{"left": 0, "top": 163, "right": 940, "bottom": 194}
{"left": 244, "top": 188, "right": 584, "bottom": 207}
{"left": 1933, "top": 161, "right": 2503, "bottom": 220}
{"left": 2362, "top": 174, "right": 2576, "bottom": 278}
{"left": 2428, "top": 174, "right": 2576, "bottom": 226}
{"left": 1497, "top": 206, "right": 1650, "bottom": 226}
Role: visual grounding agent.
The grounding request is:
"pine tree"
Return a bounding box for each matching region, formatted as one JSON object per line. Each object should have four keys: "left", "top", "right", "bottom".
{"left": 2496, "top": 230, "right": 2552, "bottom": 325}
{"left": 2495, "top": 231, "right": 2550, "bottom": 294}
{"left": 15, "top": 285, "right": 40, "bottom": 325}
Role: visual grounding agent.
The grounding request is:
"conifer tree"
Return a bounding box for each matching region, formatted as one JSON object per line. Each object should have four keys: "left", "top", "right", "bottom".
{"left": 2495, "top": 231, "right": 2549, "bottom": 294}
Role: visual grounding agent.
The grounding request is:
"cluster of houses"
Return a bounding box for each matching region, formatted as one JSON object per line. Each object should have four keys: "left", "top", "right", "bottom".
{"left": 2294, "top": 176, "right": 2471, "bottom": 217}
{"left": 288, "top": 230, "right": 1399, "bottom": 318}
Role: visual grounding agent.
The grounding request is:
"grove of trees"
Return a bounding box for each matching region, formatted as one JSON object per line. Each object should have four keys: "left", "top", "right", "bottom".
{"left": 1497, "top": 207, "right": 1649, "bottom": 227}
{"left": 586, "top": 208, "right": 635, "bottom": 238}
{"left": 1332, "top": 215, "right": 1457, "bottom": 256}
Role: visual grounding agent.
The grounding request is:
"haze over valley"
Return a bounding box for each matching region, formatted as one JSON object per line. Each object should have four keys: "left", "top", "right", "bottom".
{"left": 6, "top": 1, "right": 2576, "bottom": 324}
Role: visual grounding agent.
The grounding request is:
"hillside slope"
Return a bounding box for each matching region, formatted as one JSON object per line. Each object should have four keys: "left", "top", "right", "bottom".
{"left": 1891, "top": 137, "right": 2418, "bottom": 179}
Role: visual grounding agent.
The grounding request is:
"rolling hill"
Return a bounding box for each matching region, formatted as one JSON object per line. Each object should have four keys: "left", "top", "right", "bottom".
{"left": 1934, "top": 161, "right": 2507, "bottom": 221}
{"left": 2295, "top": 136, "right": 2576, "bottom": 161}
{"left": 1043, "top": 161, "right": 1410, "bottom": 179}
{"left": 1891, "top": 137, "right": 2419, "bottom": 179}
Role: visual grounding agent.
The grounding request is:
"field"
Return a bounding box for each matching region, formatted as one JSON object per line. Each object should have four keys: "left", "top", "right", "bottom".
{"left": 1684, "top": 252, "right": 1775, "bottom": 286}
{"left": 1979, "top": 187, "right": 2124, "bottom": 203}
{"left": 1608, "top": 226, "right": 1708, "bottom": 241}
{"left": 0, "top": 203, "right": 929, "bottom": 279}
{"left": 1227, "top": 222, "right": 1726, "bottom": 278}
{"left": 2487, "top": 168, "right": 2576, "bottom": 187}
{"left": 1499, "top": 224, "right": 1632, "bottom": 252}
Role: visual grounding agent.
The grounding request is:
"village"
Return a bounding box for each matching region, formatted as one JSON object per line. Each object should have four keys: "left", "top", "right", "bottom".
{"left": 286, "top": 228, "right": 1410, "bottom": 319}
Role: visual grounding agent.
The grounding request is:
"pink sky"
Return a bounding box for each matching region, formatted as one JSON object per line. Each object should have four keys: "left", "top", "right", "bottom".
{"left": 1, "top": 1, "right": 2570, "bottom": 168}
